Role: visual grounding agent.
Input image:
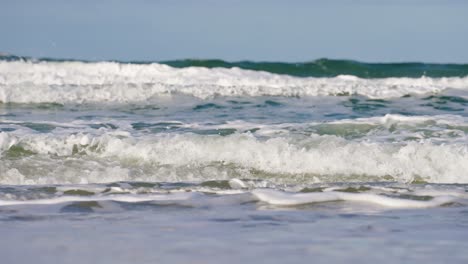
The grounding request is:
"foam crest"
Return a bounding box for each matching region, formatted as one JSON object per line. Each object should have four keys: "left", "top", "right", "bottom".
{"left": 0, "top": 132, "right": 17, "bottom": 153}
{"left": 0, "top": 182, "right": 464, "bottom": 210}
{"left": 330, "top": 114, "right": 468, "bottom": 126}
{"left": 0, "top": 192, "right": 196, "bottom": 206}
{"left": 2, "top": 132, "right": 468, "bottom": 184}
{"left": 252, "top": 189, "right": 458, "bottom": 208}
{"left": 1, "top": 60, "right": 468, "bottom": 103}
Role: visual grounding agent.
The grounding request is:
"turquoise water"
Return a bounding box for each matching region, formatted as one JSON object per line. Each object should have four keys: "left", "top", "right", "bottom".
{"left": 1, "top": 56, "right": 468, "bottom": 263}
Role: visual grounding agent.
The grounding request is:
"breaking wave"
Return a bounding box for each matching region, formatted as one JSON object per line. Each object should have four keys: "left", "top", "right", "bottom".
{"left": 1, "top": 130, "right": 468, "bottom": 185}
{"left": 1, "top": 59, "right": 468, "bottom": 103}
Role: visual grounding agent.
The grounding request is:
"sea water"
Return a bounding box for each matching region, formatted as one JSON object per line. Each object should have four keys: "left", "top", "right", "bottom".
{"left": 1, "top": 56, "right": 468, "bottom": 263}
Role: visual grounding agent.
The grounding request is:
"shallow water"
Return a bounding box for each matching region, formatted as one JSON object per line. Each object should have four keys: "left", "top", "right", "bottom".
{"left": 1, "top": 57, "right": 468, "bottom": 263}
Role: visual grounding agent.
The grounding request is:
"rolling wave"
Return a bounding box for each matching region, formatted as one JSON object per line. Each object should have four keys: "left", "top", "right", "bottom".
{"left": 2, "top": 130, "right": 468, "bottom": 184}
{"left": 1, "top": 59, "right": 468, "bottom": 103}
{"left": 3, "top": 54, "right": 468, "bottom": 78}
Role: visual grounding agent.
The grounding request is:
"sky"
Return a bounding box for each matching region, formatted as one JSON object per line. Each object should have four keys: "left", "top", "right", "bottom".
{"left": 1, "top": 0, "right": 467, "bottom": 63}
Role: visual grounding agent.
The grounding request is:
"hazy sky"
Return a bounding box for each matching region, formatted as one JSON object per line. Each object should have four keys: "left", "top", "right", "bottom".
{"left": 1, "top": 0, "right": 467, "bottom": 62}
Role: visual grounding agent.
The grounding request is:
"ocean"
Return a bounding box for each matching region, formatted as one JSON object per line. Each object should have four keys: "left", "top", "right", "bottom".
{"left": 1, "top": 55, "right": 468, "bottom": 263}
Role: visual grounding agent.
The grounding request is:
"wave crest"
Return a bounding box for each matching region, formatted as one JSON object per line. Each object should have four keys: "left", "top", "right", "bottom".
{"left": 2, "top": 131, "right": 468, "bottom": 184}
{"left": 1, "top": 60, "right": 468, "bottom": 103}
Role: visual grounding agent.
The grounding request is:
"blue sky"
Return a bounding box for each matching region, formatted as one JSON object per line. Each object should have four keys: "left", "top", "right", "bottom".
{"left": 1, "top": 0, "right": 467, "bottom": 63}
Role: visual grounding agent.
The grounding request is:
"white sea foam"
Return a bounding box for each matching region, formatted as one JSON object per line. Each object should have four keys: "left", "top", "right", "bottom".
{"left": 252, "top": 189, "right": 458, "bottom": 208}
{"left": 1, "top": 131, "right": 468, "bottom": 184}
{"left": 0, "top": 132, "right": 17, "bottom": 152}
{"left": 1, "top": 60, "right": 468, "bottom": 103}
{"left": 0, "top": 184, "right": 463, "bottom": 210}
{"left": 329, "top": 114, "right": 468, "bottom": 126}
{"left": 0, "top": 192, "right": 196, "bottom": 206}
